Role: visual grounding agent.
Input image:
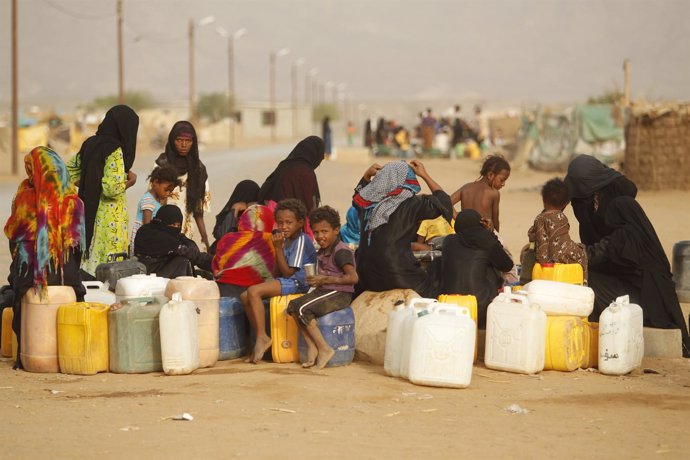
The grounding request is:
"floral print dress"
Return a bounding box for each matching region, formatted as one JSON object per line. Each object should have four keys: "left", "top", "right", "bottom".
{"left": 68, "top": 148, "right": 129, "bottom": 275}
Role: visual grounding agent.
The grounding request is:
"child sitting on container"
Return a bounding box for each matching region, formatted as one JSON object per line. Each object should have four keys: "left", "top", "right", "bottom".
{"left": 528, "top": 178, "right": 588, "bottom": 282}
{"left": 130, "top": 165, "right": 180, "bottom": 254}
{"left": 287, "top": 206, "right": 358, "bottom": 369}
{"left": 241, "top": 198, "right": 317, "bottom": 364}
{"left": 411, "top": 215, "right": 455, "bottom": 252}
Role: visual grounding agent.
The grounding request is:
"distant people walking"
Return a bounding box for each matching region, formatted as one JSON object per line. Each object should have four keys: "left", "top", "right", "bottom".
{"left": 155, "top": 120, "right": 211, "bottom": 251}
{"left": 67, "top": 104, "right": 139, "bottom": 276}
{"left": 364, "top": 118, "right": 373, "bottom": 148}
{"left": 421, "top": 109, "right": 436, "bottom": 151}
{"left": 375, "top": 117, "right": 386, "bottom": 145}
{"left": 322, "top": 116, "right": 332, "bottom": 157}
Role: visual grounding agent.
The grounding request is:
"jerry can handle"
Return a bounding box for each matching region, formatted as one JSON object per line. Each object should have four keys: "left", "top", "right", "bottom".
{"left": 614, "top": 295, "right": 629, "bottom": 305}
{"left": 432, "top": 304, "right": 470, "bottom": 317}
{"left": 407, "top": 297, "right": 438, "bottom": 309}
{"left": 106, "top": 252, "right": 129, "bottom": 263}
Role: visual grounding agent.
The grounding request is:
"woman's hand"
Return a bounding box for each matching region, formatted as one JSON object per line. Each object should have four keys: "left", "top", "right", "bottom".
{"left": 409, "top": 159, "right": 427, "bottom": 179}
{"left": 363, "top": 163, "right": 382, "bottom": 182}
{"left": 232, "top": 202, "right": 248, "bottom": 220}
{"left": 125, "top": 170, "right": 137, "bottom": 189}
{"left": 480, "top": 217, "right": 494, "bottom": 232}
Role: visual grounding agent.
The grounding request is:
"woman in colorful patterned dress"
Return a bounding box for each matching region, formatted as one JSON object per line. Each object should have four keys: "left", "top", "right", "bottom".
{"left": 67, "top": 105, "right": 139, "bottom": 276}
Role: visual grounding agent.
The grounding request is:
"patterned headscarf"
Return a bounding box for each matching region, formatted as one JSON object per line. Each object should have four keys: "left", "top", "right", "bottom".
{"left": 4, "top": 147, "right": 85, "bottom": 295}
{"left": 353, "top": 161, "right": 421, "bottom": 234}
{"left": 212, "top": 205, "right": 277, "bottom": 287}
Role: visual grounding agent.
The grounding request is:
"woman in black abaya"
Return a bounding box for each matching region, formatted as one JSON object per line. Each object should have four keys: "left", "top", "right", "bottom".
{"left": 587, "top": 196, "right": 690, "bottom": 357}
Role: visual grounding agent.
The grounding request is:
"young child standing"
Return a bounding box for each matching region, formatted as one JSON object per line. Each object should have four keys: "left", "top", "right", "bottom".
{"left": 130, "top": 166, "right": 179, "bottom": 254}
{"left": 528, "top": 178, "right": 588, "bottom": 282}
{"left": 241, "top": 198, "right": 317, "bottom": 363}
{"left": 450, "top": 155, "right": 510, "bottom": 232}
{"left": 287, "top": 206, "right": 358, "bottom": 369}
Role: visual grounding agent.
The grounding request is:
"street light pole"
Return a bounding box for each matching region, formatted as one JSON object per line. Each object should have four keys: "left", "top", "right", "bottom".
{"left": 291, "top": 58, "right": 304, "bottom": 138}
{"left": 117, "top": 0, "right": 124, "bottom": 104}
{"left": 269, "top": 47, "right": 290, "bottom": 142}
{"left": 188, "top": 15, "right": 215, "bottom": 123}
{"left": 217, "top": 27, "right": 245, "bottom": 148}
{"left": 11, "top": 0, "right": 18, "bottom": 175}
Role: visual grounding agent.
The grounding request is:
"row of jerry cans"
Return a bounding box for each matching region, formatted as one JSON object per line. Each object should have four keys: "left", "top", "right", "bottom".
{"left": 485, "top": 288, "right": 644, "bottom": 376}
{"left": 13, "top": 276, "right": 220, "bottom": 375}
{"left": 385, "top": 298, "right": 477, "bottom": 389}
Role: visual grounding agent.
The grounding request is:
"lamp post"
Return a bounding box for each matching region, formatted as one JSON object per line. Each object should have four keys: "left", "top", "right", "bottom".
{"left": 188, "top": 15, "right": 215, "bottom": 122}
{"left": 337, "top": 83, "right": 346, "bottom": 119}
{"left": 269, "top": 47, "right": 290, "bottom": 142}
{"left": 217, "top": 26, "right": 246, "bottom": 148}
{"left": 291, "top": 57, "right": 305, "bottom": 138}
{"left": 117, "top": 0, "right": 124, "bottom": 104}
{"left": 11, "top": 0, "right": 18, "bottom": 175}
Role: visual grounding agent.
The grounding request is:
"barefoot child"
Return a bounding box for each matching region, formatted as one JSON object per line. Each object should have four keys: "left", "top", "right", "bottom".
{"left": 287, "top": 206, "right": 358, "bottom": 369}
{"left": 528, "top": 178, "right": 588, "bottom": 282}
{"left": 130, "top": 165, "right": 179, "bottom": 254}
{"left": 241, "top": 198, "right": 317, "bottom": 363}
{"left": 450, "top": 154, "right": 510, "bottom": 232}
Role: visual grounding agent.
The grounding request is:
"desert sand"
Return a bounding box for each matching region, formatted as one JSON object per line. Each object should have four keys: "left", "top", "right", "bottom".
{"left": 1, "top": 147, "right": 689, "bottom": 459}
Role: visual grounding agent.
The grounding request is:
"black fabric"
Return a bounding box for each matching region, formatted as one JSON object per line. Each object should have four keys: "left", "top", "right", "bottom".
{"left": 354, "top": 185, "right": 452, "bottom": 297}
{"left": 564, "top": 154, "right": 623, "bottom": 199}
{"left": 287, "top": 288, "right": 352, "bottom": 326}
{"left": 8, "top": 248, "right": 85, "bottom": 369}
{"left": 258, "top": 136, "right": 324, "bottom": 212}
{"left": 587, "top": 196, "right": 690, "bottom": 357}
{"left": 155, "top": 204, "right": 183, "bottom": 228}
{"left": 155, "top": 121, "right": 208, "bottom": 215}
{"left": 441, "top": 215, "right": 513, "bottom": 328}
{"left": 212, "top": 180, "right": 260, "bottom": 241}
{"left": 76, "top": 105, "right": 139, "bottom": 252}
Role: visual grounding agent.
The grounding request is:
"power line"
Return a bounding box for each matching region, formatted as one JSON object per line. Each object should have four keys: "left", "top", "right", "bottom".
{"left": 41, "top": 0, "right": 114, "bottom": 20}
{"left": 123, "top": 21, "right": 185, "bottom": 44}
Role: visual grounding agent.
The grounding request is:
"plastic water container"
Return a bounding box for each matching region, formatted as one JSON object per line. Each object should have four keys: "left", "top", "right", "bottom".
{"left": 108, "top": 297, "right": 167, "bottom": 373}
{"left": 408, "top": 305, "right": 476, "bottom": 388}
{"left": 532, "top": 263, "right": 584, "bottom": 285}
{"left": 438, "top": 294, "right": 479, "bottom": 362}
{"left": 581, "top": 321, "right": 599, "bottom": 369}
{"left": 523, "top": 280, "right": 594, "bottom": 317}
{"left": 115, "top": 274, "right": 169, "bottom": 301}
{"left": 20, "top": 286, "right": 77, "bottom": 373}
{"left": 219, "top": 296, "right": 250, "bottom": 361}
{"left": 165, "top": 277, "right": 220, "bottom": 368}
{"left": 1, "top": 307, "right": 17, "bottom": 358}
{"left": 599, "top": 295, "right": 644, "bottom": 376}
{"left": 384, "top": 297, "right": 436, "bottom": 378}
{"left": 399, "top": 298, "right": 441, "bottom": 379}
{"left": 160, "top": 292, "right": 199, "bottom": 375}
{"left": 57, "top": 302, "right": 109, "bottom": 375}
{"left": 543, "top": 316, "right": 586, "bottom": 372}
{"left": 298, "top": 307, "right": 356, "bottom": 367}
{"left": 83, "top": 281, "right": 117, "bottom": 305}
{"left": 672, "top": 241, "right": 690, "bottom": 302}
{"left": 485, "top": 288, "right": 547, "bottom": 374}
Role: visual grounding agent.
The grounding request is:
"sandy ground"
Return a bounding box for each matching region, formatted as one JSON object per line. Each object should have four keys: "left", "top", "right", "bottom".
{"left": 1, "top": 144, "right": 690, "bottom": 459}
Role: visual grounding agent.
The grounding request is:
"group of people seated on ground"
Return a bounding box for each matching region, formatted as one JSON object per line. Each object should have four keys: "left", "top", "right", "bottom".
{"left": 4, "top": 104, "right": 689, "bottom": 373}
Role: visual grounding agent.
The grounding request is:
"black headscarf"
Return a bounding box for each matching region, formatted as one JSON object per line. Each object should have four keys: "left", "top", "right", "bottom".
{"left": 605, "top": 196, "right": 690, "bottom": 356}
{"left": 258, "top": 135, "right": 324, "bottom": 212}
{"left": 76, "top": 104, "right": 139, "bottom": 253}
{"left": 134, "top": 204, "right": 183, "bottom": 257}
{"left": 564, "top": 154, "right": 622, "bottom": 199}
{"left": 212, "top": 180, "right": 260, "bottom": 240}
{"left": 454, "top": 209, "right": 499, "bottom": 250}
{"left": 155, "top": 121, "right": 208, "bottom": 215}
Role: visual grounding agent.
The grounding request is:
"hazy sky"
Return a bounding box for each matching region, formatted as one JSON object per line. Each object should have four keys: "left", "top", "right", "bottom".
{"left": 1, "top": 0, "right": 689, "bottom": 109}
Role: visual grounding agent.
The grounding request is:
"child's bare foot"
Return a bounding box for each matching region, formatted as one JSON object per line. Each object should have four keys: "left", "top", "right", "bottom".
{"left": 314, "top": 346, "right": 335, "bottom": 370}
{"left": 302, "top": 342, "right": 318, "bottom": 368}
{"left": 251, "top": 336, "right": 272, "bottom": 364}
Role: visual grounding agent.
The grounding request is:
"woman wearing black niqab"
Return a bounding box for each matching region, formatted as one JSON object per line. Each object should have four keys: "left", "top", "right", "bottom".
{"left": 155, "top": 121, "right": 210, "bottom": 250}
{"left": 210, "top": 179, "right": 261, "bottom": 253}
{"left": 563, "top": 154, "right": 637, "bottom": 245}
{"left": 587, "top": 196, "right": 690, "bottom": 357}
{"left": 441, "top": 209, "right": 514, "bottom": 327}
{"left": 258, "top": 135, "right": 324, "bottom": 213}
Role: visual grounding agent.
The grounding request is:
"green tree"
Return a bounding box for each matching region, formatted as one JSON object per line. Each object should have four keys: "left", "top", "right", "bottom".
{"left": 312, "top": 103, "right": 339, "bottom": 123}
{"left": 197, "top": 92, "right": 235, "bottom": 123}
{"left": 87, "top": 91, "right": 155, "bottom": 111}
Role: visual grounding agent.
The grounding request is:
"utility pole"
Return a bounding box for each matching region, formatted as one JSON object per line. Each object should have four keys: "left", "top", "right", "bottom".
{"left": 117, "top": 0, "right": 124, "bottom": 104}
{"left": 622, "top": 59, "right": 631, "bottom": 108}
{"left": 188, "top": 19, "right": 195, "bottom": 122}
{"left": 11, "top": 0, "right": 18, "bottom": 175}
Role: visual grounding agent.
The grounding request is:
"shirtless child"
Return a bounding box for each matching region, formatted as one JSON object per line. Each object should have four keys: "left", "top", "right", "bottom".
{"left": 450, "top": 155, "right": 511, "bottom": 232}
